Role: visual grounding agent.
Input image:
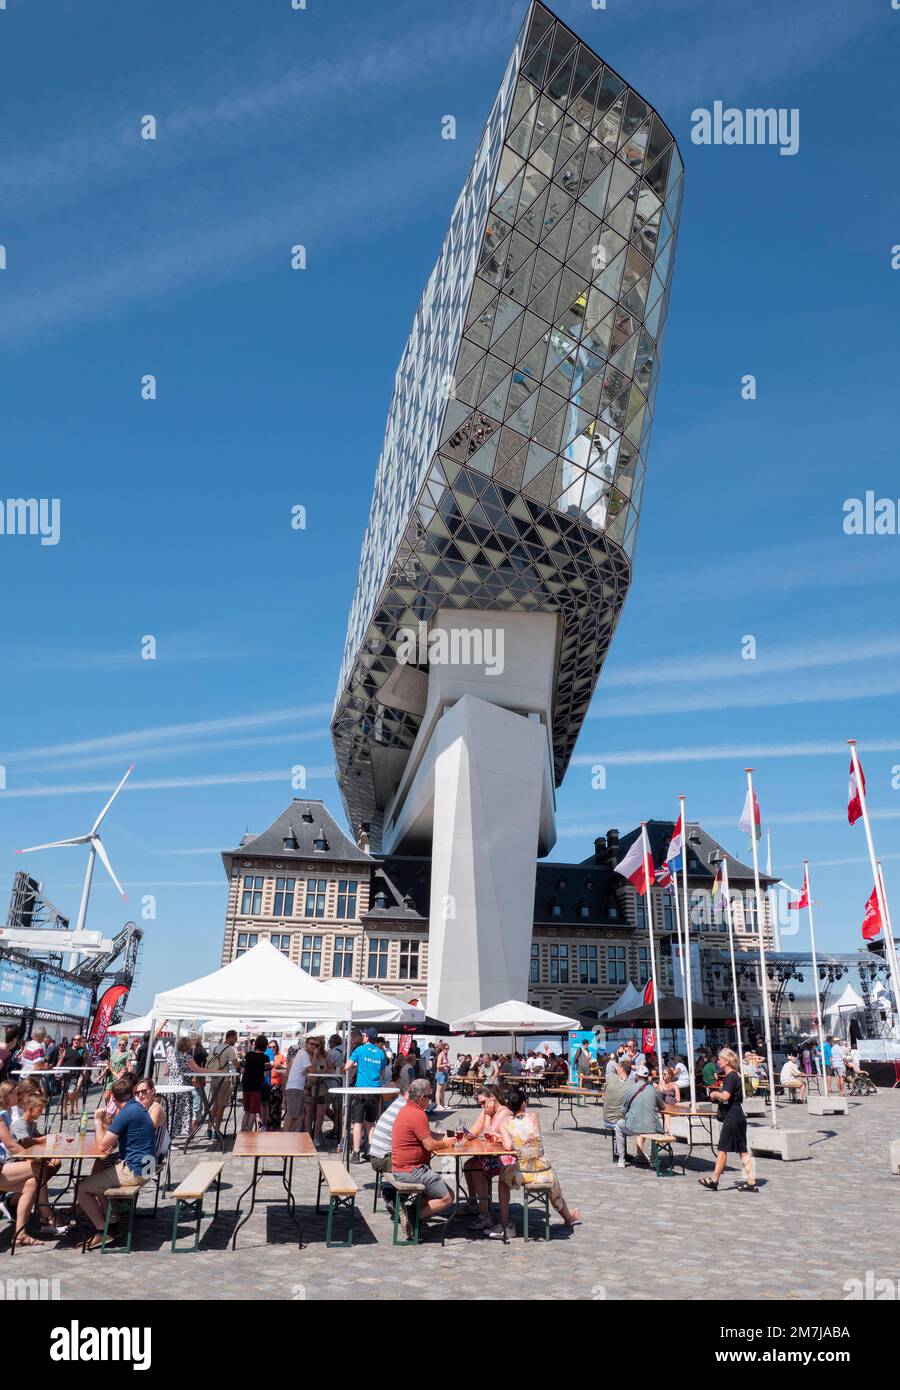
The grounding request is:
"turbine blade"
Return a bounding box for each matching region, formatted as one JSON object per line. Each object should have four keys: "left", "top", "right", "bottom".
{"left": 92, "top": 836, "right": 127, "bottom": 900}
{"left": 18, "top": 837, "right": 90, "bottom": 853}
{"left": 91, "top": 763, "right": 135, "bottom": 833}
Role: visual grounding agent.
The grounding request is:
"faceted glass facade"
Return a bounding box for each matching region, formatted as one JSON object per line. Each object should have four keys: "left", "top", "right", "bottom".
{"left": 334, "top": 2, "right": 682, "bottom": 845}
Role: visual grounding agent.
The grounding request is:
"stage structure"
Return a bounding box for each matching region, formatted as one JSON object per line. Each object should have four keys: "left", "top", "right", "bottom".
{"left": 0, "top": 872, "right": 143, "bottom": 1033}
{"left": 333, "top": 2, "right": 683, "bottom": 1020}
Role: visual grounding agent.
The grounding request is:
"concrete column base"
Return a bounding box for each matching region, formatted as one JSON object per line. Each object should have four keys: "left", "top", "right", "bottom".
{"left": 742, "top": 1097, "right": 767, "bottom": 1117}
{"left": 807, "top": 1095, "right": 848, "bottom": 1116}
{"left": 890, "top": 1139, "right": 900, "bottom": 1175}
{"left": 748, "top": 1126, "right": 810, "bottom": 1161}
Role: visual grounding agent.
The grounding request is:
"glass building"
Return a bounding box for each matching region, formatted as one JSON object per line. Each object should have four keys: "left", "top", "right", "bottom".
{"left": 333, "top": 1, "right": 683, "bottom": 846}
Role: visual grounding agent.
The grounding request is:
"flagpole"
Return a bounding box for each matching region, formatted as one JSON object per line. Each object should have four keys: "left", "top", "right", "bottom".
{"left": 671, "top": 879, "right": 687, "bottom": 997}
{"left": 766, "top": 827, "right": 782, "bottom": 952}
{"left": 877, "top": 862, "right": 900, "bottom": 1034}
{"left": 804, "top": 861, "right": 828, "bottom": 1095}
{"left": 640, "top": 823, "right": 664, "bottom": 1086}
{"left": 678, "top": 796, "right": 697, "bottom": 1111}
{"left": 721, "top": 859, "right": 745, "bottom": 1088}
{"left": 745, "top": 768, "right": 777, "bottom": 1128}
{"left": 848, "top": 741, "right": 900, "bottom": 1026}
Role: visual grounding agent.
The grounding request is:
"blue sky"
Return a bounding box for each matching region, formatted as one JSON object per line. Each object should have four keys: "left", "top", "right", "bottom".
{"left": 1, "top": 0, "right": 899, "bottom": 1011}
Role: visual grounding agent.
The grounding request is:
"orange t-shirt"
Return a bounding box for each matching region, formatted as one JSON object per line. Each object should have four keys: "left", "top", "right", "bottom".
{"left": 391, "top": 1102, "right": 431, "bottom": 1170}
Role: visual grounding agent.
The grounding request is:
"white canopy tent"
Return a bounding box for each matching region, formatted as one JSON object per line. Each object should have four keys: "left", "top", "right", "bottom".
{"left": 151, "top": 940, "right": 352, "bottom": 1025}
{"left": 599, "top": 981, "right": 644, "bottom": 1020}
{"left": 198, "top": 1016, "right": 307, "bottom": 1038}
{"left": 108, "top": 1010, "right": 172, "bottom": 1036}
{"left": 320, "top": 978, "right": 426, "bottom": 1025}
{"left": 449, "top": 1000, "right": 580, "bottom": 1034}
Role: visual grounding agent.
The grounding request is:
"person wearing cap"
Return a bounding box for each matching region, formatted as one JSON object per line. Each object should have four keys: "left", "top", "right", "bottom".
{"left": 343, "top": 1027, "right": 386, "bottom": 1164}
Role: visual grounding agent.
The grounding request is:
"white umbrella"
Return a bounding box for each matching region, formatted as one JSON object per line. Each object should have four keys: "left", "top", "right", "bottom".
{"left": 449, "top": 999, "right": 580, "bottom": 1033}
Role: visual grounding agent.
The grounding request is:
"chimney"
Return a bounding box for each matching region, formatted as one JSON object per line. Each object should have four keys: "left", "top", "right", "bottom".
{"left": 606, "top": 828, "right": 619, "bottom": 850}
{"left": 593, "top": 835, "right": 606, "bottom": 864}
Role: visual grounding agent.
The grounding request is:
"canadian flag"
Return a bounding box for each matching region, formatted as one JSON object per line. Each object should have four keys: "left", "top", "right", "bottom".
{"left": 861, "top": 886, "right": 882, "bottom": 941}
{"left": 788, "top": 870, "right": 809, "bottom": 911}
{"left": 616, "top": 833, "right": 655, "bottom": 895}
{"left": 848, "top": 756, "right": 866, "bottom": 826}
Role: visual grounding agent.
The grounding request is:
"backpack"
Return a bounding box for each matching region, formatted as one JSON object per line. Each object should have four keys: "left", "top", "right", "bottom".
{"left": 206, "top": 1042, "right": 232, "bottom": 1075}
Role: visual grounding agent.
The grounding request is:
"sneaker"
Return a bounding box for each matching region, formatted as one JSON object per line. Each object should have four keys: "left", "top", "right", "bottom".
{"left": 487, "top": 1222, "right": 513, "bottom": 1240}
{"left": 471, "top": 1213, "right": 493, "bottom": 1231}
{"left": 350, "top": 1151, "right": 363, "bottom": 1165}
{"left": 616, "top": 1157, "right": 627, "bottom": 1169}
{"left": 40, "top": 1223, "right": 71, "bottom": 1237}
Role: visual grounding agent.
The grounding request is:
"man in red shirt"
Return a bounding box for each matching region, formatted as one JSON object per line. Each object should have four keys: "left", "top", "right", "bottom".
{"left": 390, "top": 1078, "right": 453, "bottom": 1232}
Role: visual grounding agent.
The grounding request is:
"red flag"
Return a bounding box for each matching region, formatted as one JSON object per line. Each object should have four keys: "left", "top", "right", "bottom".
{"left": 788, "top": 869, "right": 809, "bottom": 911}
{"left": 88, "top": 984, "right": 129, "bottom": 1053}
{"left": 615, "top": 833, "right": 654, "bottom": 895}
{"left": 643, "top": 979, "right": 654, "bottom": 1005}
{"left": 861, "top": 886, "right": 882, "bottom": 940}
{"left": 848, "top": 756, "right": 866, "bottom": 826}
{"left": 642, "top": 1028, "right": 655, "bottom": 1056}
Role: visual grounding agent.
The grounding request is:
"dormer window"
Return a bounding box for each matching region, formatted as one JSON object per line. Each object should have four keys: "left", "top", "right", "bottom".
{"left": 313, "top": 826, "right": 328, "bottom": 852}
{"left": 548, "top": 897, "right": 562, "bottom": 919}
{"left": 283, "top": 835, "right": 298, "bottom": 851}
{"left": 301, "top": 807, "right": 315, "bottom": 823}
{"left": 373, "top": 890, "right": 388, "bottom": 910}
{"left": 575, "top": 897, "right": 590, "bottom": 920}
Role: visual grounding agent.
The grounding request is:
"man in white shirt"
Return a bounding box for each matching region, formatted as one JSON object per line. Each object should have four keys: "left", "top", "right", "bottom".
{"left": 779, "top": 1053, "right": 806, "bottom": 1102}
{"left": 284, "top": 1039, "right": 312, "bottom": 1132}
{"left": 672, "top": 1058, "right": 691, "bottom": 1098}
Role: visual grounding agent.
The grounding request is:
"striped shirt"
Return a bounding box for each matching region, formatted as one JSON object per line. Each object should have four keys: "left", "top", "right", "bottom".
{"left": 368, "top": 1096, "right": 406, "bottom": 1160}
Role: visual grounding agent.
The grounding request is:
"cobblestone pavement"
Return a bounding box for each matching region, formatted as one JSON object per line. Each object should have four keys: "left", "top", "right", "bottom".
{"left": 8, "top": 1091, "right": 898, "bottom": 1302}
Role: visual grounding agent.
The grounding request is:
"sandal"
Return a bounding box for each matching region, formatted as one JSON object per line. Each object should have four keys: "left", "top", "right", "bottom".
{"left": 737, "top": 1181, "right": 760, "bottom": 1193}
{"left": 12, "top": 1231, "right": 43, "bottom": 1248}
{"left": 698, "top": 1177, "right": 719, "bottom": 1190}
{"left": 82, "top": 1233, "right": 113, "bottom": 1253}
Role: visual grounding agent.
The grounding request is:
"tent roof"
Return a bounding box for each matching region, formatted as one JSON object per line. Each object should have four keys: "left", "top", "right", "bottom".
{"left": 152, "top": 940, "right": 354, "bottom": 1023}
{"left": 601, "top": 981, "right": 644, "bottom": 1019}
{"left": 321, "top": 977, "right": 425, "bottom": 1025}
{"left": 825, "top": 983, "right": 865, "bottom": 1014}
{"left": 449, "top": 999, "right": 580, "bottom": 1033}
{"left": 108, "top": 1011, "right": 172, "bottom": 1035}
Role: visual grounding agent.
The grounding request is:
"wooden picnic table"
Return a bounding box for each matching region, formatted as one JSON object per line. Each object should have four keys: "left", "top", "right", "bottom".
{"left": 38, "top": 1131, "right": 107, "bottom": 1219}
{"left": 663, "top": 1103, "right": 719, "bottom": 1160}
{"left": 433, "top": 1137, "right": 516, "bottom": 1235}
{"left": 230, "top": 1130, "right": 318, "bottom": 1248}
{"left": 547, "top": 1086, "right": 606, "bottom": 1130}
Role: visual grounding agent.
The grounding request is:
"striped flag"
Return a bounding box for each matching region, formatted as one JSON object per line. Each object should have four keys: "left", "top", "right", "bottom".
{"left": 711, "top": 861, "right": 726, "bottom": 921}
{"left": 739, "top": 787, "right": 761, "bottom": 843}
{"left": 615, "top": 833, "right": 654, "bottom": 895}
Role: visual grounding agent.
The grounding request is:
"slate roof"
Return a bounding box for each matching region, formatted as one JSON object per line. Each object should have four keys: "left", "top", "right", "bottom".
{"left": 222, "top": 799, "right": 372, "bottom": 868}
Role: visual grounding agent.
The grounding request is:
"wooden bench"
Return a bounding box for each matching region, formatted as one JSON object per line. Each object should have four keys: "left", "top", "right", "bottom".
{"left": 86, "top": 1182, "right": 144, "bottom": 1254}
{"left": 170, "top": 1160, "right": 225, "bottom": 1253}
{"left": 630, "top": 1134, "right": 677, "bottom": 1176}
{"left": 390, "top": 1178, "right": 426, "bottom": 1246}
{"left": 315, "top": 1159, "right": 358, "bottom": 1248}
{"left": 516, "top": 1176, "right": 555, "bottom": 1242}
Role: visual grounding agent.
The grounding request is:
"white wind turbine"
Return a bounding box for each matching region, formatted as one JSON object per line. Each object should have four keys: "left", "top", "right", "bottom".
{"left": 17, "top": 764, "right": 135, "bottom": 933}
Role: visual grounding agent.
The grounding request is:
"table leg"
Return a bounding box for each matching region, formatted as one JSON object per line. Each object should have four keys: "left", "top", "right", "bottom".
{"left": 231, "top": 1157, "right": 259, "bottom": 1249}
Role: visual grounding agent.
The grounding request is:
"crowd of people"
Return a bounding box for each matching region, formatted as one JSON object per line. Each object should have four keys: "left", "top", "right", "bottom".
{"left": 0, "top": 1013, "right": 884, "bottom": 1246}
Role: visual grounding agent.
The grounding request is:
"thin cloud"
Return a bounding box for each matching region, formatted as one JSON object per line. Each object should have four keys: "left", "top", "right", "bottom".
{"left": 572, "top": 737, "right": 900, "bottom": 767}
{"left": 0, "top": 767, "right": 334, "bottom": 799}
{"left": 600, "top": 634, "right": 900, "bottom": 691}
{"left": 587, "top": 670, "right": 900, "bottom": 721}
{"left": 1, "top": 705, "right": 330, "bottom": 765}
